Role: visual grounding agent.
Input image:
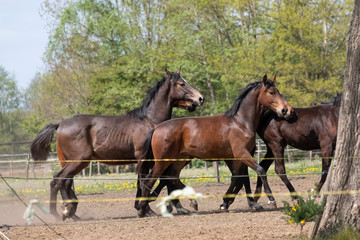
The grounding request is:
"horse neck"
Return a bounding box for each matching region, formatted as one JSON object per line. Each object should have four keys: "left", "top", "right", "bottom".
{"left": 233, "top": 88, "right": 262, "bottom": 132}
{"left": 145, "top": 80, "right": 173, "bottom": 125}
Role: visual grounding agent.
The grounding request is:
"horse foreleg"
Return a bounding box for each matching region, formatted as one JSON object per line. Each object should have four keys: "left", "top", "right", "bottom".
{"left": 220, "top": 174, "right": 240, "bottom": 211}
{"left": 138, "top": 162, "right": 171, "bottom": 218}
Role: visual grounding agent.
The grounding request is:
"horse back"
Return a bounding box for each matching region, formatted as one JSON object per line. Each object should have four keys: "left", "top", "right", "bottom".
{"left": 259, "top": 105, "right": 339, "bottom": 150}
{"left": 152, "top": 115, "right": 243, "bottom": 159}
{"left": 56, "top": 114, "right": 153, "bottom": 161}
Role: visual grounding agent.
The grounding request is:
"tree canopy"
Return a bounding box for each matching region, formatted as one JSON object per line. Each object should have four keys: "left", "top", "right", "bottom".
{"left": 21, "top": 0, "right": 353, "bottom": 135}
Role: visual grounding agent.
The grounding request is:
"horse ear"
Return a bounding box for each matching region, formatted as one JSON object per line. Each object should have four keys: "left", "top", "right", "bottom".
{"left": 177, "top": 66, "right": 181, "bottom": 74}
{"left": 272, "top": 74, "right": 277, "bottom": 84}
{"left": 165, "top": 68, "right": 171, "bottom": 78}
{"left": 262, "top": 74, "right": 268, "bottom": 85}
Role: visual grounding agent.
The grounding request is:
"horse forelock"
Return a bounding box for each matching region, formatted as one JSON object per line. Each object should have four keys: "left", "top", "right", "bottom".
{"left": 224, "top": 81, "right": 263, "bottom": 117}
{"left": 265, "top": 79, "right": 274, "bottom": 89}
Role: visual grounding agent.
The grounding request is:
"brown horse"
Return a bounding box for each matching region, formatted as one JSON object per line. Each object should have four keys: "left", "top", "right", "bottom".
{"left": 30, "top": 68, "right": 204, "bottom": 221}
{"left": 137, "top": 75, "right": 293, "bottom": 217}
{"left": 219, "top": 94, "right": 341, "bottom": 210}
{"left": 253, "top": 94, "right": 341, "bottom": 200}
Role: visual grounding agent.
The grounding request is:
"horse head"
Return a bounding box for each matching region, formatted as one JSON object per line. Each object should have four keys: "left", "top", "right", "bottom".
{"left": 166, "top": 67, "right": 204, "bottom": 112}
{"left": 258, "top": 74, "right": 293, "bottom": 120}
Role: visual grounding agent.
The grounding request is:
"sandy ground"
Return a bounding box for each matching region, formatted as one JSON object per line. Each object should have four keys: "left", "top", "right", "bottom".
{"left": 0, "top": 175, "right": 320, "bottom": 240}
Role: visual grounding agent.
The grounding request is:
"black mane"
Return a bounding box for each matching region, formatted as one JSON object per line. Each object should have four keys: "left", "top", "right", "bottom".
{"left": 127, "top": 77, "right": 167, "bottom": 119}
{"left": 224, "top": 81, "right": 264, "bottom": 117}
{"left": 127, "top": 72, "right": 182, "bottom": 119}
{"left": 322, "top": 93, "right": 342, "bottom": 107}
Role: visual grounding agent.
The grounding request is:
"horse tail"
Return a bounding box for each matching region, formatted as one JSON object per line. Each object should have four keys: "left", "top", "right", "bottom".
{"left": 136, "top": 129, "right": 155, "bottom": 174}
{"left": 31, "top": 124, "right": 59, "bottom": 161}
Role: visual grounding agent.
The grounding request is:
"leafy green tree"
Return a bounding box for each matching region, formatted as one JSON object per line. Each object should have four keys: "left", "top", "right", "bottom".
{"left": 31, "top": 0, "right": 353, "bottom": 128}
{"left": 0, "top": 66, "right": 20, "bottom": 132}
{"left": 264, "top": 0, "right": 352, "bottom": 106}
{"left": 0, "top": 66, "right": 32, "bottom": 153}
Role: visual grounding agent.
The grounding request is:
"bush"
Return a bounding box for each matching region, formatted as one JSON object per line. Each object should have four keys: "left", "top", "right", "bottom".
{"left": 282, "top": 191, "right": 325, "bottom": 234}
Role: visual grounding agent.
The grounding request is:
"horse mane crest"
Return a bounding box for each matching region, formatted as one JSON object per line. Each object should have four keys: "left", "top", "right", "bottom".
{"left": 322, "top": 93, "right": 342, "bottom": 107}
{"left": 127, "top": 72, "right": 182, "bottom": 119}
{"left": 224, "top": 81, "right": 263, "bottom": 117}
{"left": 127, "top": 77, "right": 168, "bottom": 119}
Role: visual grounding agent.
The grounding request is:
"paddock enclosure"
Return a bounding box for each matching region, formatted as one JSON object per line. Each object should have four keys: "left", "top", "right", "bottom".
{"left": 0, "top": 149, "right": 324, "bottom": 239}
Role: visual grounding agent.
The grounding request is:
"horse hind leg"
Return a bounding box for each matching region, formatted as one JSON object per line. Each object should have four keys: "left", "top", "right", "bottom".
{"left": 254, "top": 149, "right": 274, "bottom": 202}
{"left": 270, "top": 148, "right": 298, "bottom": 202}
{"left": 316, "top": 145, "right": 333, "bottom": 192}
{"left": 241, "top": 166, "right": 263, "bottom": 210}
{"left": 49, "top": 175, "right": 62, "bottom": 220}
{"left": 62, "top": 179, "right": 81, "bottom": 221}
{"left": 238, "top": 152, "right": 277, "bottom": 209}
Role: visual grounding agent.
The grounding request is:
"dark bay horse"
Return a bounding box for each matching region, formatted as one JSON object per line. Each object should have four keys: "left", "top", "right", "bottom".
{"left": 220, "top": 94, "right": 341, "bottom": 211}
{"left": 137, "top": 75, "right": 293, "bottom": 217}
{"left": 30, "top": 68, "right": 204, "bottom": 221}
{"left": 252, "top": 93, "right": 341, "bottom": 201}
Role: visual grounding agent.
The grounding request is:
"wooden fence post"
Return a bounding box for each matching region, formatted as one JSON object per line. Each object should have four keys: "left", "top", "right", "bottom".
{"left": 97, "top": 162, "right": 101, "bottom": 175}
{"left": 257, "top": 141, "right": 261, "bottom": 163}
{"left": 116, "top": 166, "right": 119, "bottom": 174}
{"left": 89, "top": 161, "right": 92, "bottom": 177}
{"left": 26, "top": 154, "right": 30, "bottom": 181}
{"left": 213, "top": 161, "right": 220, "bottom": 183}
{"left": 10, "top": 160, "right": 13, "bottom": 178}
{"left": 286, "top": 146, "right": 291, "bottom": 163}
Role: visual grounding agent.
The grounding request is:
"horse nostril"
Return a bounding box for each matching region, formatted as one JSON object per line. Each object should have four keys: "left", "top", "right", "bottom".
{"left": 199, "top": 96, "right": 204, "bottom": 103}
{"left": 282, "top": 108, "right": 288, "bottom": 115}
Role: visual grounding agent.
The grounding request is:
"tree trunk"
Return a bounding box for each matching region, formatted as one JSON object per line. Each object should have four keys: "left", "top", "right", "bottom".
{"left": 311, "top": 1, "right": 360, "bottom": 237}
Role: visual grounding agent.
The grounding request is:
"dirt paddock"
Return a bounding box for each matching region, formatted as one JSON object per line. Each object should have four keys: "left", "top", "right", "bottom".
{"left": 0, "top": 175, "right": 320, "bottom": 239}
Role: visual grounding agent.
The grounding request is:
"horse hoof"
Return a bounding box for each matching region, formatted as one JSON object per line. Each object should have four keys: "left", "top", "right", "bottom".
{"left": 220, "top": 204, "right": 229, "bottom": 212}
{"left": 176, "top": 207, "right": 190, "bottom": 214}
{"left": 145, "top": 208, "right": 157, "bottom": 217}
{"left": 268, "top": 201, "right": 277, "bottom": 209}
{"left": 190, "top": 200, "right": 198, "bottom": 211}
{"left": 250, "top": 203, "right": 264, "bottom": 211}
{"left": 167, "top": 204, "right": 174, "bottom": 213}
{"left": 61, "top": 205, "right": 71, "bottom": 221}
{"left": 71, "top": 214, "right": 81, "bottom": 221}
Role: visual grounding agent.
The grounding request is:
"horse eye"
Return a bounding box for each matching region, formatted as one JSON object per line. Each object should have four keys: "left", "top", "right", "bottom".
{"left": 180, "top": 83, "right": 185, "bottom": 87}
{"left": 269, "top": 91, "right": 274, "bottom": 95}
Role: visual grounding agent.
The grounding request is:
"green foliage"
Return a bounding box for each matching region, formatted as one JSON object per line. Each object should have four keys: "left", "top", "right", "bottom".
{"left": 0, "top": 66, "right": 33, "bottom": 153}
{"left": 283, "top": 192, "right": 325, "bottom": 232}
{"left": 327, "top": 228, "right": 360, "bottom": 240}
{"left": 8, "top": 0, "right": 352, "bottom": 149}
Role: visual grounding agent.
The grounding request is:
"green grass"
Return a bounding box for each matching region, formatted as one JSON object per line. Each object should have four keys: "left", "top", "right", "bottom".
{"left": 0, "top": 160, "right": 322, "bottom": 198}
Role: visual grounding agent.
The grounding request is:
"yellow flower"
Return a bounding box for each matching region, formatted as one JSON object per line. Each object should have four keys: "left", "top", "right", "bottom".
{"left": 300, "top": 220, "right": 305, "bottom": 224}
{"left": 288, "top": 219, "right": 294, "bottom": 225}
{"left": 292, "top": 206, "right": 296, "bottom": 211}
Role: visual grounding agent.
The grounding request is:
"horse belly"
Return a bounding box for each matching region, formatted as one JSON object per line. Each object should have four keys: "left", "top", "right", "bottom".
{"left": 287, "top": 135, "right": 320, "bottom": 150}
{"left": 185, "top": 141, "right": 233, "bottom": 159}
{"left": 93, "top": 144, "right": 135, "bottom": 162}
